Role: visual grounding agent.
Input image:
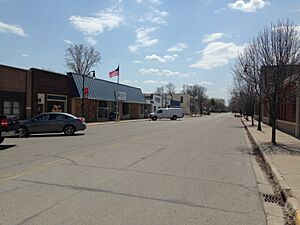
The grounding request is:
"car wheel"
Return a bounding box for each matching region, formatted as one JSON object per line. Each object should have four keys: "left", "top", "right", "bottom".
{"left": 64, "top": 125, "right": 75, "bottom": 135}
{"left": 0, "top": 137, "right": 4, "bottom": 144}
{"left": 172, "top": 115, "right": 177, "bottom": 120}
{"left": 19, "top": 126, "right": 29, "bottom": 138}
{"left": 152, "top": 116, "right": 157, "bottom": 121}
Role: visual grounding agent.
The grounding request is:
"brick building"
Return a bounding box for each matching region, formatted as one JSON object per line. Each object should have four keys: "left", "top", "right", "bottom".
{"left": 70, "top": 73, "right": 147, "bottom": 122}
{"left": 254, "top": 65, "right": 300, "bottom": 137}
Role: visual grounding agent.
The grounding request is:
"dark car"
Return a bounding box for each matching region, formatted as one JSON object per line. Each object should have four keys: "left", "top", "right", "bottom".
{"left": 19, "top": 112, "right": 86, "bottom": 137}
{"left": 0, "top": 115, "right": 20, "bottom": 144}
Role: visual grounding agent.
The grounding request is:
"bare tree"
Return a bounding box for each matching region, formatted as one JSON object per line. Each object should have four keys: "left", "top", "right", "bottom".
{"left": 256, "top": 19, "right": 300, "bottom": 144}
{"left": 65, "top": 44, "right": 101, "bottom": 76}
{"left": 165, "top": 82, "right": 176, "bottom": 95}
{"left": 232, "top": 40, "right": 263, "bottom": 130}
{"left": 231, "top": 77, "right": 256, "bottom": 125}
{"left": 155, "top": 86, "right": 165, "bottom": 95}
{"left": 182, "top": 84, "right": 207, "bottom": 114}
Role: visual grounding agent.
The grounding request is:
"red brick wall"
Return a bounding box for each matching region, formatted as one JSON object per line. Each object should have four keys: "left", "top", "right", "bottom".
{"left": 31, "top": 69, "right": 72, "bottom": 117}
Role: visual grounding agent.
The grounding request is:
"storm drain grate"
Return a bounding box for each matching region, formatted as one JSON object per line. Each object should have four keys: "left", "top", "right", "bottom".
{"left": 262, "top": 193, "right": 285, "bottom": 207}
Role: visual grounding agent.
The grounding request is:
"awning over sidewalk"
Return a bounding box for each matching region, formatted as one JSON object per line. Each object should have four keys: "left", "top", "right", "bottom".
{"left": 70, "top": 73, "right": 146, "bottom": 104}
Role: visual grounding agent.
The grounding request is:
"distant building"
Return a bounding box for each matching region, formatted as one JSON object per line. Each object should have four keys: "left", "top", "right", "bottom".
{"left": 143, "top": 93, "right": 163, "bottom": 112}
{"left": 143, "top": 93, "right": 181, "bottom": 112}
{"left": 170, "top": 93, "right": 199, "bottom": 115}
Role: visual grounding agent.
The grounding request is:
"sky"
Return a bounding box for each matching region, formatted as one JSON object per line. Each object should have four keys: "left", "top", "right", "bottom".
{"left": 0, "top": 0, "right": 300, "bottom": 103}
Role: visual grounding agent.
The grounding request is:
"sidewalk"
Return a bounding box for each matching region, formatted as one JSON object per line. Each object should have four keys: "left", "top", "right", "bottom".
{"left": 242, "top": 118, "right": 300, "bottom": 224}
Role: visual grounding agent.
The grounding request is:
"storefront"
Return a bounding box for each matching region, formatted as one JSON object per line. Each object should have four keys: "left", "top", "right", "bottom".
{"left": 31, "top": 68, "right": 72, "bottom": 117}
{"left": 70, "top": 73, "right": 147, "bottom": 122}
{"left": 0, "top": 64, "right": 31, "bottom": 119}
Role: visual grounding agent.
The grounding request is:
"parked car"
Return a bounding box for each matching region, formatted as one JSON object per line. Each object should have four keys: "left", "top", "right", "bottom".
{"left": 19, "top": 112, "right": 86, "bottom": 137}
{"left": 0, "top": 115, "right": 20, "bottom": 144}
{"left": 150, "top": 108, "right": 184, "bottom": 121}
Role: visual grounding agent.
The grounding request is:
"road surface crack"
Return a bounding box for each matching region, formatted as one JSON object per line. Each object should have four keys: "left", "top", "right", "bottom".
{"left": 18, "top": 178, "right": 255, "bottom": 215}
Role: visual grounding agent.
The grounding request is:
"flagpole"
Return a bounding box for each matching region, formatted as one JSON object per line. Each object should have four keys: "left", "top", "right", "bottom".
{"left": 116, "top": 64, "right": 120, "bottom": 122}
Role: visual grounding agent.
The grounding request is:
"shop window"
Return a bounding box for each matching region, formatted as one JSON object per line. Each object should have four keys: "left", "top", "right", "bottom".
{"left": 47, "top": 94, "right": 67, "bottom": 112}
{"left": 180, "top": 96, "right": 183, "bottom": 103}
{"left": 3, "top": 101, "right": 20, "bottom": 117}
{"left": 123, "top": 103, "right": 129, "bottom": 115}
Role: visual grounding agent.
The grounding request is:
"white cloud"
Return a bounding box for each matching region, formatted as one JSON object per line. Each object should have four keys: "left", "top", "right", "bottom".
{"left": 64, "top": 39, "right": 73, "bottom": 45}
{"left": 137, "top": 0, "right": 162, "bottom": 4}
{"left": 22, "top": 54, "right": 29, "bottom": 57}
{"left": 190, "top": 41, "right": 244, "bottom": 70}
{"left": 160, "top": 81, "right": 168, "bottom": 85}
{"left": 85, "top": 36, "right": 97, "bottom": 45}
{"left": 144, "top": 8, "right": 169, "bottom": 25}
{"left": 122, "top": 80, "right": 133, "bottom": 84}
{"left": 167, "top": 42, "right": 188, "bottom": 52}
{"left": 145, "top": 54, "right": 178, "bottom": 63}
{"left": 0, "top": 21, "right": 27, "bottom": 37}
{"left": 203, "top": 33, "right": 224, "bottom": 43}
{"left": 129, "top": 27, "right": 159, "bottom": 52}
{"left": 69, "top": 7, "right": 123, "bottom": 38}
{"left": 228, "top": 0, "right": 270, "bottom": 13}
{"left": 143, "top": 80, "right": 159, "bottom": 84}
{"left": 133, "top": 60, "right": 143, "bottom": 64}
{"left": 199, "top": 81, "right": 214, "bottom": 86}
{"left": 139, "top": 68, "right": 189, "bottom": 78}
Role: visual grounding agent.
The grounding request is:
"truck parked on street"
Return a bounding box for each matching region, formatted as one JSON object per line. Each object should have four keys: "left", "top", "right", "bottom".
{"left": 150, "top": 108, "right": 184, "bottom": 121}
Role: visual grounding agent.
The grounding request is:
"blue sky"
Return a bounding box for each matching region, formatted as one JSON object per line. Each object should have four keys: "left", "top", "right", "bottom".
{"left": 0, "top": 0, "right": 300, "bottom": 102}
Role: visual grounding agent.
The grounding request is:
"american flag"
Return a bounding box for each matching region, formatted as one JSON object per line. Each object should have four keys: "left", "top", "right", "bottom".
{"left": 109, "top": 66, "right": 119, "bottom": 78}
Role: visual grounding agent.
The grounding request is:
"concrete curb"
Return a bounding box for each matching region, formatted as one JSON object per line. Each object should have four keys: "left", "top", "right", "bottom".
{"left": 241, "top": 119, "right": 300, "bottom": 225}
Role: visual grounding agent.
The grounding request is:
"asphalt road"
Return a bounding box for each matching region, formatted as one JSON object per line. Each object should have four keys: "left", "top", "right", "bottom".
{"left": 0, "top": 113, "right": 266, "bottom": 225}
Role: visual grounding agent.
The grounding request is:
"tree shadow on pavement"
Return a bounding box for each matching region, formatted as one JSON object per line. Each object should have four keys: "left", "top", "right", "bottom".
{"left": 267, "top": 143, "right": 300, "bottom": 156}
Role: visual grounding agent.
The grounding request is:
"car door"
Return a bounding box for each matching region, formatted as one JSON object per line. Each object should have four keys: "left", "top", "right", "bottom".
{"left": 156, "top": 109, "right": 164, "bottom": 118}
{"left": 30, "top": 114, "right": 51, "bottom": 133}
{"left": 49, "top": 114, "right": 65, "bottom": 132}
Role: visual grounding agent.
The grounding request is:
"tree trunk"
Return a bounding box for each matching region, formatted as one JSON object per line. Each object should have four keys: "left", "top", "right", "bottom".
{"left": 251, "top": 115, "right": 254, "bottom": 126}
{"left": 270, "top": 104, "right": 277, "bottom": 145}
{"left": 257, "top": 98, "right": 262, "bottom": 131}
{"left": 271, "top": 120, "right": 276, "bottom": 144}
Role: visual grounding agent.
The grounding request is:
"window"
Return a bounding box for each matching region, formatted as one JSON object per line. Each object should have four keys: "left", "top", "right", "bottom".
{"left": 35, "top": 114, "right": 49, "bottom": 121}
{"left": 123, "top": 103, "right": 129, "bottom": 115}
{"left": 49, "top": 114, "right": 57, "bottom": 120}
{"left": 180, "top": 97, "right": 183, "bottom": 103}
{"left": 157, "top": 110, "right": 163, "bottom": 114}
{"left": 3, "top": 101, "right": 20, "bottom": 117}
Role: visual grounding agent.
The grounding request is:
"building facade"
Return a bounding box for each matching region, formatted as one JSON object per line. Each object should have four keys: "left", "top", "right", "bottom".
{"left": 70, "top": 73, "right": 148, "bottom": 122}
{"left": 0, "top": 64, "right": 148, "bottom": 122}
{"left": 171, "top": 93, "right": 199, "bottom": 115}
{"left": 0, "top": 65, "right": 31, "bottom": 119}
{"left": 254, "top": 65, "right": 300, "bottom": 138}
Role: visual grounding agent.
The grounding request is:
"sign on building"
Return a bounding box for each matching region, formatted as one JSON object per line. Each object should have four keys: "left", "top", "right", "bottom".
{"left": 115, "top": 91, "right": 126, "bottom": 101}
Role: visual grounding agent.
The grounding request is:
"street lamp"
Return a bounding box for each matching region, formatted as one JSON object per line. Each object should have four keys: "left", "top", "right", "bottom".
{"left": 82, "top": 70, "right": 96, "bottom": 117}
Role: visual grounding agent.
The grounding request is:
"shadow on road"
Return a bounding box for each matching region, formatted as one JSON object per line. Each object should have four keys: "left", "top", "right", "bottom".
{"left": 0, "top": 145, "right": 16, "bottom": 151}
{"left": 27, "top": 133, "right": 85, "bottom": 138}
{"left": 5, "top": 133, "right": 86, "bottom": 139}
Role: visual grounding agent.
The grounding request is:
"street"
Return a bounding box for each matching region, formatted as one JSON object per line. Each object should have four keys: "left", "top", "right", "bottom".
{"left": 0, "top": 114, "right": 266, "bottom": 225}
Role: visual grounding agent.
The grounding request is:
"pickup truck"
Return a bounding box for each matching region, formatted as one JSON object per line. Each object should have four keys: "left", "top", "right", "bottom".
{"left": 0, "top": 115, "right": 20, "bottom": 144}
